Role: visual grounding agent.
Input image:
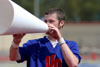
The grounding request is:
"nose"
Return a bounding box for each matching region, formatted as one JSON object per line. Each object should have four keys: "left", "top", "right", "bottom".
{"left": 46, "top": 22, "right": 50, "bottom": 25}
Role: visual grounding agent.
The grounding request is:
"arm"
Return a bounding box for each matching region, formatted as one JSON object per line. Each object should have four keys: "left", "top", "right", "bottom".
{"left": 9, "top": 33, "right": 25, "bottom": 61}
{"left": 47, "top": 24, "right": 79, "bottom": 67}
{"left": 60, "top": 41, "right": 78, "bottom": 67}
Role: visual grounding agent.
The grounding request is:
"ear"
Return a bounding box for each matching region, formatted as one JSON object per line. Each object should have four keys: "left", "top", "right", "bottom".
{"left": 60, "top": 20, "right": 64, "bottom": 27}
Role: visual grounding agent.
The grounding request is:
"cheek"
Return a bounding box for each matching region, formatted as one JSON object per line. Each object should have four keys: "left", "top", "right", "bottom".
{"left": 54, "top": 23, "right": 59, "bottom": 28}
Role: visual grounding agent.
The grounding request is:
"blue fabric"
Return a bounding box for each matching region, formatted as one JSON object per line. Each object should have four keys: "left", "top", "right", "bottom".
{"left": 17, "top": 36, "right": 81, "bottom": 67}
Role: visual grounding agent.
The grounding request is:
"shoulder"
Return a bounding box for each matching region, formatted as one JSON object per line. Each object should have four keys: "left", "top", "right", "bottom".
{"left": 65, "top": 40, "right": 78, "bottom": 49}
{"left": 23, "top": 39, "right": 38, "bottom": 47}
{"left": 23, "top": 36, "right": 47, "bottom": 47}
{"left": 36, "top": 36, "right": 49, "bottom": 44}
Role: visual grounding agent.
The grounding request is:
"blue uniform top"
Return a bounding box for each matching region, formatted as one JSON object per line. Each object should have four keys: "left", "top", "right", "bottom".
{"left": 17, "top": 36, "right": 81, "bottom": 67}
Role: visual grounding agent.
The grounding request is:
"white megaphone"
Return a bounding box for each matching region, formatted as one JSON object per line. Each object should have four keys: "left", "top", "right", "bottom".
{"left": 0, "top": 0, "right": 48, "bottom": 35}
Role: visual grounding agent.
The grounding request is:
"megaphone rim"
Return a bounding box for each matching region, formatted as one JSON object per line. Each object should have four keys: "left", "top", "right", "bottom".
{"left": 0, "top": 0, "right": 14, "bottom": 35}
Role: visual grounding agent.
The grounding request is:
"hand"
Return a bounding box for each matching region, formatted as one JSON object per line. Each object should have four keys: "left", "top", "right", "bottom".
{"left": 13, "top": 33, "right": 26, "bottom": 45}
{"left": 46, "top": 24, "right": 62, "bottom": 40}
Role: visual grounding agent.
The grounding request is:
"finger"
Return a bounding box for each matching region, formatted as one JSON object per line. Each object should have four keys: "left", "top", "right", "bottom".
{"left": 13, "top": 33, "right": 25, "bottom": 38}
{"left": 20, "top": 33, "right": 26, "bottom": 36}
{"left": 13, "top": 34, "right": 20, "bottom": 37}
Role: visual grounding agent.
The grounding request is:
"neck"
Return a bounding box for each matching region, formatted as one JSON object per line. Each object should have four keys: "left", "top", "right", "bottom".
{"left": 47, "top": 36, "right": 56, "bottom": 41}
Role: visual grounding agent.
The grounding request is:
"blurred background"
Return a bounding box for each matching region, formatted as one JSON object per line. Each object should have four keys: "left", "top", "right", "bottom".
{"left": 0, "top": 0, "right": 100, "bottom": 67}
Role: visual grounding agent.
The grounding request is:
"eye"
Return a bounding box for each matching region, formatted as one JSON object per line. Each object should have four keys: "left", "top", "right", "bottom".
{"left": 44, "top": 20, "right": 55, "bottom": 23}
{"left": 49, "top": 20, "right": 55, "bottom": 23}
{"left": 44, "top": 20, "right": 47, "bottom": 23}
